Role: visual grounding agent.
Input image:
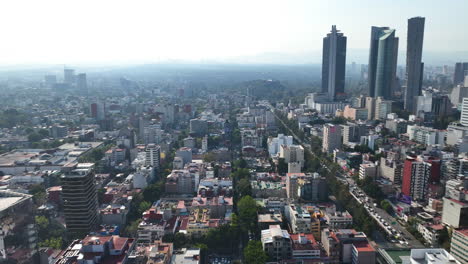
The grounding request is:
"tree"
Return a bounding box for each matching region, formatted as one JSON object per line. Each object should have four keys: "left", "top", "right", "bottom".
{"left": 380, "top": 200, "right": 393, "bottom": 214}
{"left": 174, "top": 232, "right": 189, "bottom": 249}
{"left": 277, "top": 158, "right": 288, "bottom": 174}
{"left": 38, "top": 237, "right": 62, "bottom": 249}
{"left": 138, "top": 201, "right": 151, "bottom": 215}
{"left": 203, "top": 152, "right": 216, "bottom": 163}
{"left": 243, "top": 240, "right": 268, "bottom": 264}
{"left": 142, "top": 182, "right": 164, "bottom": 202}
{"left": 237, "top": 178, "right": 252, "bottom": 198}
{"left": 237, "top": 196, "right": 258, "bottom": 233}
{"left": 233, "top": 158, "right": 247, "bottom": 169}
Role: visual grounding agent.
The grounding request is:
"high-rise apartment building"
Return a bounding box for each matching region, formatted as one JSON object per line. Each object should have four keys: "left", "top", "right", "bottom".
{"left": 405, "top": 17, "right": 425, "bottom": 113}
{"left": 145, "top": 144, "right": 161, "bottom": 170}
{"left": 450, "top": 228, "right": 468, "bottom": 264}
{"left": 61, "top": 163, "right": 99, "bottom": 235}
{"left": 460, "top": 97, "right": 468, "bottom": 126}
{"left": 322, "top": 25, "right": 347, "bottom": 101}
{"left": 402, "top": 155, "right": 440, "bottom": 201}
{"left": 279, "top": 145, "right": 304, "bottom": 167}
{"left": 322, "top": 124, "right": 342, "bottom": 153}
{"left": 368, "top": 27, "right": 399, "bottom": 99}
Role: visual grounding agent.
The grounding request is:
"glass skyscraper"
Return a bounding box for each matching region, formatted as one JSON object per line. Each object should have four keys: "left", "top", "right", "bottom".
{"left": 405, "top": 17, "right": 425, "bottom": 113}
{"left": 368, "top": 26, "right": 398, "bottom": 100}
{"left": 322, "top": 25, "right": 346, "bottom": 101}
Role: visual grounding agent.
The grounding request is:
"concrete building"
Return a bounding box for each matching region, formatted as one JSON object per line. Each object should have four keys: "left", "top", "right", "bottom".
{"left": 351, "top": 242, "right": 376, "bottom": 264}
{"left": 165, "top": 170, "right": 198, "bottom": 194}
{"left": 342, "top": 123, "right": 367, "bottom": 145}
{"left": 290, "top": 233, "right": 321, "bottom": 260}
{"left": 460, "top": 97, "right": 468, "bottom": 127}
{"left": 323, "top": 124, "right": 342, "bottom": 154}
{"left": 286, "top": 173, "right": 327, "bottom": 202}
{"left": 322, "top": 25, "right": 347, "bottom": 101}
{"left": 404, "top": 17, "right": 425, "bottom": 113}
{"left": 280, "top": 145, "right": 304, "bottom": 168}
{"left": 402, "top": 155, "right": 441, "bottom": 201}
{"left": 409, "top": 249, "right": 460, "bottom": 264}
{"left": 61, "top": 163, "right": 99, "bottom": 235}
{"left": 325, "top": 211, "right": 353, "bottom": 229}
{"left": 407, "top": 125, "right": 445, "bottom": 146}
{"left": 176, "top": 147, "right": 192, "bottom": 166}
{"left": 375, "top": 97, "right": 392, "bottom": 120}
{"left": 322, "top": 229, "right": 372, "bottom": 264}
{"left": 50, "top": 124, "right": 68, "bottom": 138}
{"left": 268, "top": 134, "right": 293, "bottom": 157}
{"left": 379, "top": 156, "right": 403, "bottom": 184}
{"left": 441, "top": 197, "right": 468, "bottom": 229}
{"left": 288, "top": 162, "right": 302, "bottom": 173}
{"left": 145, "top": 144, "right": 160, "bottom": 170}
{"left": 342, "top": 105, "right": 368, "bottom": 121}
{"left": 285, "top": 204, "right": 312, "bottom": 234}
{"left": 359, "top": 162, "right": 378, "bottom": 180}
{"left": 385, "top": 118, "right": 408, "bottom": 134}
{"left": 189, "top": 119, "right": 208, "bottom": 136}
{"left": 450, "top": 80, "right": 468, "bottom": 109}
{"left": 450, "top": 229, "right": 468, "bottom": 264}
{"left": 261, "top": 225, "right": 292, "bottom": 261}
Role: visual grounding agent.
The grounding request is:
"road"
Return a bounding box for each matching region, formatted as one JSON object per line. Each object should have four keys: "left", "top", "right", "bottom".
{"left": 268, "top": 104, "right": 423, "bottom": 248}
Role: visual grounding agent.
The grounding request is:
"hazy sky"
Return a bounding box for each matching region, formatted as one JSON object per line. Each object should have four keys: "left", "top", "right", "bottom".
{"left": 1, "top": 0, "right": 467, "bottom": 64}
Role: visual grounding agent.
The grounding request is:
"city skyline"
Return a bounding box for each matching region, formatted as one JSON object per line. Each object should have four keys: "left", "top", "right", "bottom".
{"left": 1, "top": 0, "right": 468, "bottom": 65}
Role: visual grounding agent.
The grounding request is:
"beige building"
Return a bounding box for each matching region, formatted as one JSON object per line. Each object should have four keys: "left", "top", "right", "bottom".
{"left": 322, "top": 124, "right": 342, "bottom": 154}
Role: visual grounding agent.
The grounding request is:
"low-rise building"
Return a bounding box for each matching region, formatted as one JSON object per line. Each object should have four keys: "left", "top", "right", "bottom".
{"left": 261, "top": 225, "right": 292, "bottom": 261}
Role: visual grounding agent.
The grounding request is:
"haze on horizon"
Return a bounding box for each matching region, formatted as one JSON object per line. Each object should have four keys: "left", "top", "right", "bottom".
{"left": 1, "top": 0, "right": 468, "bottom": 65}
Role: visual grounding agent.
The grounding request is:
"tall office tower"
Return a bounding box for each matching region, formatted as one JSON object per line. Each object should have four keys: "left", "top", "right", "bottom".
{"left": 454, "top": 62, "right": 468, "bottom": 85}
{"left": 368, "top": 27, "right": 399, "bottom": 99}
{"left": 405, "top": 17, "right": 425, "bottom": 113}
{"left": 322, "top": 124, "right": 342, "bottom": 153}
{"left": 76, "top": 73, "right": 88, "bottom": 95}
{"left": 64, "top": 68, "right": 75, "bottom": 84}
{"left": 61, "top": 163, "right": 98, "bottom": 235}
{"left": 145, "top": 144, "right": 161, "bottom": 170}
{"left": 321, "top": 25, "right": 347, "bottom": 101}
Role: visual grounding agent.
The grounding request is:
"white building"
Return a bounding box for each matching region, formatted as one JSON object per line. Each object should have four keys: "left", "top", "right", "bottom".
{"left": 268, "top": 134, "right": 293, "bottom": 157}
{"left": 145, "top": 144, "right": 160, "bottom": 169}
{"left": 359, "top": 162, "right": 377, "bottom": 180}
{"left": 407, "top": 125, "right": 445, "bottom": 146}
{"left": 450, "top": 229, "right": 468, "bottom": 264}
{"left": 409, "top": 249, "right": 460, "bottom": 264}
{"left": 461, "top": 97, "right": 468, "bottom": 126}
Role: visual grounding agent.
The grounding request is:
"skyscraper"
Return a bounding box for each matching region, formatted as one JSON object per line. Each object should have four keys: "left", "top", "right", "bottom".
{"left": 322, "top": 25, "right": 346, "bottom": 101}
{"left": 454, "top": 62, "right": 468, "bottom": 85}
{"left": 405, "top": 17, "right": 425, "bottom": 113}
{"left": 64, "top": 68, "right": 75, "bottom": 84}
{"left": 368, "top": 27, "right": 399, "bottom": 99}
{"left": 76, "top": 73, "right": 88, "bottom": 95}
{"left": 61, "top": 163, "right": 99, "bottom": 235}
